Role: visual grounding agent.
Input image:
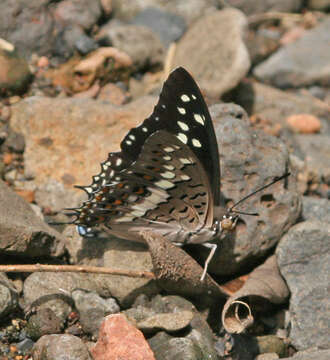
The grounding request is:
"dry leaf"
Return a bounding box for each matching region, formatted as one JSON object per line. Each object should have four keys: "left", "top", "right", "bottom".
{"left": 141, "top": 231, "right": 229, "bottom": 302}
{"left": 221, "top": 255, "right": 289, "bottom": 333}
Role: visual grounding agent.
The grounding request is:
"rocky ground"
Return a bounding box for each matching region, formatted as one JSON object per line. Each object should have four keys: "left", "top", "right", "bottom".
{"left": 0, "top": 1, "right": 329, "bottom": 359}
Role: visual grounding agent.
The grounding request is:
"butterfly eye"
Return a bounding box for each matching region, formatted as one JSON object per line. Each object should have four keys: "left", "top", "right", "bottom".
{"left": 221, "top": 216, "right": 235, "bottom": 231}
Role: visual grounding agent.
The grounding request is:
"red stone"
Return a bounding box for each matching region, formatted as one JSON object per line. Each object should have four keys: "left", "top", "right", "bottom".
{"left": 91, "top": 314, "right": 155, "bottom": 360}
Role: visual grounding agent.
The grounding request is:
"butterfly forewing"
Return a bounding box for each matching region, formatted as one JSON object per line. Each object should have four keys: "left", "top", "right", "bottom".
{"left": 74, "top": 67, "right": 221, "bottom": 241}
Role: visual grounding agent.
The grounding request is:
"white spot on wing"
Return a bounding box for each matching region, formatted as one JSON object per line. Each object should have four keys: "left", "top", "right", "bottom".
{"left": 164, "top": 146, "right": 175, "bottom": 153}
{"left": 128, "top": 195, "right": 138, "bottom": 202}
{"left": 161, "top": 171, "right": 175, "bottom": 179}
{"left": 181, "top": 94, "right": 190, "bottom": 102}
{"left": 164, "top": 164, "right": 175, "bottom": 170}
{"left": 129, "top": 134, "right": 135, "bottom": 140}
{"left": 116, "top": 158, "right": 122, "bottom": 166}
{"left": 180, "top": 158, "right": 193, "bottom": 165}
{"left": 147, "top": 191, "right": 166, "bottom": 205}
{"left": 155, "top": 180, "right": 175, "bottom": 189}
{"left": 176, "top": 133, "right": 188, "bottom": 144}
{"left": 163, "top": 155, "right": 171, "bottom": 161}
{"left": 192, "top": 138, "right": 202, "bottom": 148}
{"left": 192, "top": 94, "right": 197, "bottom": 100}
{"left": 131, "top": 209, "right": 146, "bottom": 217}
{"left": 181, "top": 175, "right": 191, "bottom": 181}
{"left": 194, "top": 114, "right": 205, "bottom": 125}
{"left": 142, "top": 127, "right": 148, "bottom": 132}
{"left": 177, "top": 121, "right": 189, "bottom": 131}
{"left": 177, "top": 107, "right": 186, "bottom": 115}
{"left": 116, "top": 215, "right": 135, "bottom": 223}
{"left": 126, "top": 140, "right": 132, "bottom": 145}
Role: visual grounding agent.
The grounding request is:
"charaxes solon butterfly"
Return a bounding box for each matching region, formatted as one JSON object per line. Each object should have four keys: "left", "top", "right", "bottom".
{"left": 68, "top": 67, "right": 289, "bottom": 280}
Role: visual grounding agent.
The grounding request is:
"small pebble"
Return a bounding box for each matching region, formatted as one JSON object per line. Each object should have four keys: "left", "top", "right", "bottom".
{"left": 37, "top": 56, "right": 49, "bottom": 68}
{"left": 286, "top": 114, "right": 321, "bottom": 133}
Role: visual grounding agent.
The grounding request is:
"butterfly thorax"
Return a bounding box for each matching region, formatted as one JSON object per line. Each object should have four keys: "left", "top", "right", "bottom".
{"left": 185, "top": 205, "right": 237, "bottom": 245}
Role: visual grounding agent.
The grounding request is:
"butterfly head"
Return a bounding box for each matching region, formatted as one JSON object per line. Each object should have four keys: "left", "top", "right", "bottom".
{"left": 213, "top": 211, "right": 238, "bottom": 235}
{"left": 220, "top": 213, "right": 239, "bottom": 231}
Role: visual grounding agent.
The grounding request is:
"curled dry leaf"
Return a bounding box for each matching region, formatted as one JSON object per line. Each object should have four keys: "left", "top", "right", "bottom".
{"left": 140, "top": 231, "right": 229, "bottom": 302}
{"left": 221, "top": 255, "right": 289, "bottom": 334}
{"left": 74, "top": 47, "right": 132, "bottom": 75}
{"left": 45, "top": 47, "right": 133, "bottom": 94}
{"left": 73, "top": 47, "right": 133, "bottom": 92}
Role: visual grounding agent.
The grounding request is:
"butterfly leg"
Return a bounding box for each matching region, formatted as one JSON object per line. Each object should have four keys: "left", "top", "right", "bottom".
{"left": 200, "top": 243, "right": 217, "bottom": 281}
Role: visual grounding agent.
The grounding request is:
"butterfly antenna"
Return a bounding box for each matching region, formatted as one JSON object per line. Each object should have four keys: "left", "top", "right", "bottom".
{"left": 231, "top": 209, "right": 259, "bottom": 216}
{"left": 228, "top": 172, "right": 290, "bottom": 213}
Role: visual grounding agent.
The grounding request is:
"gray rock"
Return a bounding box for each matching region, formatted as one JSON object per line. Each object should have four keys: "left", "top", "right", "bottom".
{"left": 75, "top": 34, "right": 98, "bottom": 55}
{"left": 123, "top": 306, "right": 155, "bottom": 324}
{"left": 72, "top": 289, "right": 120, "bottom": 337}
{"left": 246, "top": 27, "right": 281, "bottom": 65}
{"left": 228, "top": 81, "right": 330, "bottom": 127}
{"left": 53, "top": 24, "right": 99, "bottom": 61}
{"left": 295, "top": 134, "right": 330, "bottom": 185}
{"left": 226, "top": 0, "right": 302, "bottom": 14}
{"left": 276, "top": 221, "right": 330, "bottom": 350}
{"left": 256, "top": 353, "right": 279, "bottom": 360}
{"left": 10, "top": 95, "right": 158, "bottom": 211}
{"left": 254, "top": 18, "right": 330, "bottom": 88}
{"left": 149, "top": 333, "right": 206, "bottom": 360}
{"left": 16, "top": 338, "right": 35, "bottom": 353}
{"left": 26, "top": 308, "right": 62, "bottom": 340}
{"left": 2, "top": 129, "right": 25, "bottom": 153}
{"left": 111, "top": 0, "right": 219, "bottom": 25}
{"left": 204, "top": 104, "right": 301, "bottom": 275}
{"left": 302, "top": 196, "right": 330, "bottom": 222}
{"left": 35, "top": 178, "right": 82, "bottom": 215}
{"left": 0, "top": 179, "right": 65, "bottom": 257}
{"left": 54, "top": 0, "right": 102, "bottom": 31}
{"left": 97, "top": 23, "right": 164, "bottom": 70}
{"left": 0, "top": 0, "right": 55, "bottom": 57}
{"left": 281, "top": 348, "right": 330, "bottom": 360}
{"left": 132, "top": 7, "right": 186, "bottom": 48}
{"left": 24, "top": 235, "right": 159, "bottom": 311}
{"left": 138, "top": 311, "right": 194, "bottom": 334}
{"left": 32, "top": 334, "right": 92, "bottom": 360}
{"left": 0, "top": 49, "right": 32, "bottom": 94}
{"left": 307, "top": 0, "right": 330, "bottom": 10}
{"left": 0, "top": 273, "right": 18, "bottom": 319}
{"left": 145, "top": 295, "right": 218, "bottom": 359}
{"left": 173, "top": 8, "right": 250, "bottom": 98}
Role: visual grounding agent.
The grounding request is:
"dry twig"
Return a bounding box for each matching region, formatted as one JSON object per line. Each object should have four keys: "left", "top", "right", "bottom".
{"left": 0, "top": 264, "right": 155, "bottom": 279}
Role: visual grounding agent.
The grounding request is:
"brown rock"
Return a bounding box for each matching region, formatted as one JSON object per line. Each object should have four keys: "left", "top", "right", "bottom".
{"left": 172, "top": 8, "right": 250, "bottom": 98}
{"left": 98, "top": 83, "right": 129, "bottom": 105}
{"left": 91, "top": 314, "right": 155, "bottom": 360}
{"left": 10, "top": 96, "right": 157, "bottom": 210}
{"left": 0, "top": 49, "right": 32, "bottom": 95}
{"left": 286, "top": 114, "right": 321, "bottom": 133}
{"left": 0, "top": 179, "right": 64, "bottom": 257}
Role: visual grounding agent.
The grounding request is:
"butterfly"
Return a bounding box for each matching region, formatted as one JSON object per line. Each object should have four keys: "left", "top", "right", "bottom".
{"left": 68, "top": 67, "right": 289, "bottom": 281}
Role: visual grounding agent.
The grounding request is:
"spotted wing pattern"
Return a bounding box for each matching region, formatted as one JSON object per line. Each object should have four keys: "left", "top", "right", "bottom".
{"left": 73, "top": 67, "right": 221, "bottom": 243}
